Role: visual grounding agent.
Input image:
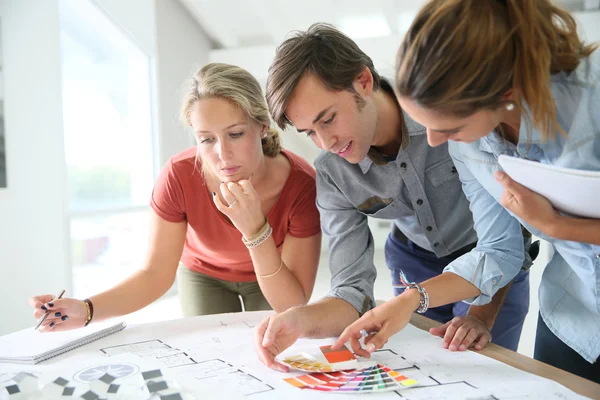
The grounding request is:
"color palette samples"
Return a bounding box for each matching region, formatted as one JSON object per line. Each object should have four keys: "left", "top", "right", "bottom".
{"left": 284, "top": 364, "right": 418, "bottom": 393}
{"left": 281, "top": 355, "right": 337, "bottom": 373}
{"left": 281, "top": 345, "right": 359, "bottom": 372}
{"left": 319, "top": 345, "right": 356, "bottom": 364}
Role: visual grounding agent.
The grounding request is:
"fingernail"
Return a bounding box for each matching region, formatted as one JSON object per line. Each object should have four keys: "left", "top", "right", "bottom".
{"left": 459, "top": 345, "right": 466, "bottom": 351}
{"left": 41, "top": 305, "right": 47, "bottom": 311}
{"left": 496, "top": 171, "right": 505, "bottom": 180}
{"left": 54, "top": 312, "right": 61, "bottom": 317}
{"left": 49, "top": 322, "right": 55, "bottom": 327}
{"left": 61, "top": 315, "right": 68, "bottom": 321}
{"left": 366, "top": 343, "right": 376, "bottom": 353}
{"left": 450, "top": 345, "right": 456, "bottom": 351}
{"left": 47, "top": 302, "right": 54, "bottom": 307}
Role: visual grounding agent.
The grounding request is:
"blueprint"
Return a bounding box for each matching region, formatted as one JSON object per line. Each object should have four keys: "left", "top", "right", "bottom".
{"left": 0, "top": 311, "right": 589, "bottom": 399}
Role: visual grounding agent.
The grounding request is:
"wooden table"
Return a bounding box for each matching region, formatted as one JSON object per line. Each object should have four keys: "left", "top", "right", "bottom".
{"left": 410, "top": 313, "right": 600, "bottom": 399}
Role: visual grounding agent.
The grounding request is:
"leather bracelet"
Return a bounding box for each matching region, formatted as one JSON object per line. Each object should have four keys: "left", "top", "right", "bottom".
{"left": 83, "top": 298, "right": 94, "bottom": 327}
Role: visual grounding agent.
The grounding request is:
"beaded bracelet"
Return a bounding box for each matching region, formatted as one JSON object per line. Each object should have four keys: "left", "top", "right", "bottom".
{"left": 242, "top": 223, "right": 273, "bottom": 249}
{"left": 393, "top": 271, "right": 430, "bottom": 314}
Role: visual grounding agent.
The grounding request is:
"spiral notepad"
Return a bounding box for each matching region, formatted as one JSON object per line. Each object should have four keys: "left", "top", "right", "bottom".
{"left": 0, "top": 321, "right": 126, "bottom": 364}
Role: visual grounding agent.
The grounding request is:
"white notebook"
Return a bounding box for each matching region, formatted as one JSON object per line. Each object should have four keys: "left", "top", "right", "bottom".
{"left": 498, "top": 155, "right": 600, "bottom": 218}
{"left": 0, "top": 321, "right": 127, "bottom": 364}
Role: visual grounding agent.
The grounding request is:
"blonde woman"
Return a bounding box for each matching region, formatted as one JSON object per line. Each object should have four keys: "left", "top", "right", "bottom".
{"left": 29, "top": 63, "right": 322, "bottom": 330}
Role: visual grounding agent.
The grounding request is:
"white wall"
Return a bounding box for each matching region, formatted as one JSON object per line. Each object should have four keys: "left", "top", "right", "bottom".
{"left": 154, "top": 0, "right": 212, "bottom": 167}
{"left": 0, "top": 0, "right": 71, "bottom": 335}
{"left": 576, "top": 10, "right": 600, "bottom": 42}
{"left": 92, "top": 0, "right": 156, "bottom": 56}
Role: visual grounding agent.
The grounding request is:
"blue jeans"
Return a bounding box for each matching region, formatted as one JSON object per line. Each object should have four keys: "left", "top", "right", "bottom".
{"left": 385, "top": 233, "right": 530, "bottom": 351}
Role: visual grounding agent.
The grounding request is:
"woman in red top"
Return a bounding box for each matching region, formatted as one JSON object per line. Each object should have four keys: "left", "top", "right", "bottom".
{"left": 29, "top": 63, "right": 322, "bottom": 330}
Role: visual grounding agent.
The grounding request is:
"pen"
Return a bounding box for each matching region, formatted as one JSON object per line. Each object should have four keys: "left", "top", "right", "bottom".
{"left": 34, "top": 289, "right": 66, "bottom": 330}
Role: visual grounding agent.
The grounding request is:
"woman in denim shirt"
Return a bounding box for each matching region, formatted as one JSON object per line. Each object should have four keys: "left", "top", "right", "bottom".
{"left": 333, "top": 0, "right": 599, "bottom": 382}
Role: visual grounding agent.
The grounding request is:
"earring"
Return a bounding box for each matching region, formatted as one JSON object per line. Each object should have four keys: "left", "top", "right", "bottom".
{"left": 261, "top": 133, "right": 267, "bottom": 139}
{"left": 506, "top": 103, "right": 515, "bottom": 111}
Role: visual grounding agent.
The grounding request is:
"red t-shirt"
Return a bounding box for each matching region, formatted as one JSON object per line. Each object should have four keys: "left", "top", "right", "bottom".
{"left": 150, "top": 148, "right": 321, "bottom": 282}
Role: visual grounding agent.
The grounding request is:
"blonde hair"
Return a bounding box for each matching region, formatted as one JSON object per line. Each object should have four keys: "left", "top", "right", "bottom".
{"left": 180, "top": 63, "right": 282, "bottom": 157}
{"left": 395, "top": 0, "right": 598, "bottom": 140}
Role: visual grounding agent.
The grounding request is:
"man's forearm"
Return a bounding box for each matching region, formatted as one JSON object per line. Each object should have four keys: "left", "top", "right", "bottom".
{"left": 295, "top": 298, "right": 360, "bottom": 338}
{"left": 466, "top": 280, "right": 513, "bottom": 329}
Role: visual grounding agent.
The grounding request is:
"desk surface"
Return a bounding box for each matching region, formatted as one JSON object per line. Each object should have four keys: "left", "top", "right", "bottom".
{"left": 410, "top": 313, "right": 600, "bottom": 399}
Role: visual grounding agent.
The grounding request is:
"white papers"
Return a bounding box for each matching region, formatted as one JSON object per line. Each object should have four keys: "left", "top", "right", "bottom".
{"left": 0, "top": 321, "right": 126, "bottom": 364}
{"left": 0, "top": 311, "right": 590, "bottom": 399}
{"left": 498, "top": 154, "right": 600, "bottom": 218}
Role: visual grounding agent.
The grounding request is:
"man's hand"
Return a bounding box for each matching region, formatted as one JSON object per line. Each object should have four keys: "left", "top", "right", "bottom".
{"left": 429, "top": 315, "right": 492, "bottom": 351}
{"left": 253, "top": 308, "right": 304, "bottom": 372}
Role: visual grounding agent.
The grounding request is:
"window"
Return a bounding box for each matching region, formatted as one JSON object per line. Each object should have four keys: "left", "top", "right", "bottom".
{"left": 60, "top": 0, "right": 155, "bottom": 297}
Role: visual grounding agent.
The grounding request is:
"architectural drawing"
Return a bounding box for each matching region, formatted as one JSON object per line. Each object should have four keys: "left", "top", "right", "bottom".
{"left": 0, "top": 312, "right": 588, "bottom": 399}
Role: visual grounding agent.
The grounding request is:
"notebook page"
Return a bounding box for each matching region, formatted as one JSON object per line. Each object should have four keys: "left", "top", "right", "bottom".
{"left": 0, "top": 321, "right": 126, "bottom": 362}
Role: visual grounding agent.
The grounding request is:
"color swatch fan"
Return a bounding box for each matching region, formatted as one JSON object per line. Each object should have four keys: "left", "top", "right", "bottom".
{"left": 281, "top": 345, "right": 360, "bottom": 372}
{"left": 284, "top": 363, "right": 418, "bottom": 393}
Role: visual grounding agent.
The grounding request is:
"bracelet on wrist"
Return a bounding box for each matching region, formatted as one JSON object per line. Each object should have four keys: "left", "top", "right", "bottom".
{"left": 242, "top": 220, "right": 272, "bottom": 249}
{"left": 256, "top": 259, "right": 284, "bottom": 279}
{"left": 393, "top": 271, "right": 430, "bottom": 314}
{"left": 243, "top": 218, "right": 269, "bottom": 242}
{"left": 83, "top": 298, "right": 94, "bottom": 327}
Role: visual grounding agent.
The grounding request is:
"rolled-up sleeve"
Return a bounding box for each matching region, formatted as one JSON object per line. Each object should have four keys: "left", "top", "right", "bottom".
{"left": 316, "top": 166, "right": 377, "bottom": 314}
{"left": 446, "top": 143, "right": 524, "bottom": 305}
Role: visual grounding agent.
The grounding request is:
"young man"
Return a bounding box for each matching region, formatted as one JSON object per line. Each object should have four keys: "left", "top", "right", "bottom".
{"left": 254, "top": 24, "right": 532, "bottom": 371}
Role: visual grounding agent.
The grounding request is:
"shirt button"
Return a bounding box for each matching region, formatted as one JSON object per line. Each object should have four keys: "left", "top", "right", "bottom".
{"left": 400, "top": 162, "right": 407, "bottom": 169}
{"left": 492, "top": 277, "right": 499, "bottom": 286}
{"left": 451, "top": 166, "right": 457, "bottom": 173}
{"left": 416, "top": 199, "right": 423, "bottom": 206}
{"left": 596, "top": 253, "right": 600, "bottom": 259}
{"left": 433, "top": 242, "right": 439, "bottom": 247}
{"left": 426, "top": 226, "right": 433, "bottom": 232}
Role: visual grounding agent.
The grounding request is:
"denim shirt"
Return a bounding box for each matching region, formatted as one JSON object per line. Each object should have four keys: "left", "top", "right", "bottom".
{"left": 316, "top": 104, "right": 477, "bottom": 315}
{"left": 447, "top": 51, "right": 600, "bottom": 362}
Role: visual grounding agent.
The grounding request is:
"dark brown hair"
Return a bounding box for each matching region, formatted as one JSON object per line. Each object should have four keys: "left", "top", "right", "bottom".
{"left": 267, "top": 23, "right": 381, "bottom": 129}
{"left": 395, "top": 0, "right": 597, "bottom": 139}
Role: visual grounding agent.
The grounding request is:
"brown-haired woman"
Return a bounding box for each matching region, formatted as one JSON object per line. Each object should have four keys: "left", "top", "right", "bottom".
{"left": 28, "top": 63, "right": 321, "bottom": 332}
{"left": 334, "top": 0, "right": 600, "bottom": 382}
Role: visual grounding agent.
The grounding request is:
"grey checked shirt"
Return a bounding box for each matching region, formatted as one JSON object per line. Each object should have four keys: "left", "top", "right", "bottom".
{"left": 316, "top": 104, "right": 478, "bottom": 314}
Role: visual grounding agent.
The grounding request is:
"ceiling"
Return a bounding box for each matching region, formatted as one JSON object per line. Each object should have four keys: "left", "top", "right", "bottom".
{"left": 180, "top": 0, "right": 599, "bottom": 49}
